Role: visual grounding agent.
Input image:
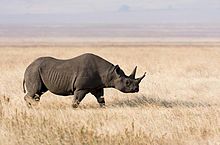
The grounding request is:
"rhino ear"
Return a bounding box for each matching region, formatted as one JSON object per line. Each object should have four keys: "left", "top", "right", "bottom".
{"left": 114, "top": 65, "right": 122, "bottom": 78}
{"left": 129, "top": 66, "right": 137, "bottom": 79}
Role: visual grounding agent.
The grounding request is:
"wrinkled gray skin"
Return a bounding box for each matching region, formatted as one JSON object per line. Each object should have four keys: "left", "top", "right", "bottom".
{"left": 23, "top": 53, "right": 146, "bottom": 108}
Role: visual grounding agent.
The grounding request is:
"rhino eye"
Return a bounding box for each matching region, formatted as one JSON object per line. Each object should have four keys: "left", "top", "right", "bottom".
{"left": 125, "top": 80, "right": 130, "bottom": 86}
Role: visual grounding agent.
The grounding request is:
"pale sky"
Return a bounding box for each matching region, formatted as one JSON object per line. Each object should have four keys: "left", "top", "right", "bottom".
{"left": 1, "top": 0, "right": 220, "bottom": 14}
{"left": 0, "top": 0, "right": 219, "bottom": 24}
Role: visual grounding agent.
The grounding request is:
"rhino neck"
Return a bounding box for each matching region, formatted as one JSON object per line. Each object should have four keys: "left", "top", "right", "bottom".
{"left": 101, "top": 65, "right": 115, "bottom": 88}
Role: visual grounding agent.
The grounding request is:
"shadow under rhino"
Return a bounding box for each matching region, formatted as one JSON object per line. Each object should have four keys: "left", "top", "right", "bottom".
{"left": 110, "top": 95, "right": 214, "bottom": 108}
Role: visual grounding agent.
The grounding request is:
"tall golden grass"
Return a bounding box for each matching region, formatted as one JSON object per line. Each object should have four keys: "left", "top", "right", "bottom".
{"left": 0, "top": 41, "right": 220, "bottom": 145}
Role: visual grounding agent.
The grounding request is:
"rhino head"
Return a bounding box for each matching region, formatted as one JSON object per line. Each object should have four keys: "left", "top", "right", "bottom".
{"left": 110, "top": 65, "right": 146, "bottom": 93}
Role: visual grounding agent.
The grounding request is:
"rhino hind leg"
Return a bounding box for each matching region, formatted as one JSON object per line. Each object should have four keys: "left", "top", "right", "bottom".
{"left": 24, "top": 81, "right": 48, "bottom": 107}
{"left": 24, "top": 90, "right": 47, "bottom": 108}
{"left": 91, "top": 89, "right": 105, "bottom": 108}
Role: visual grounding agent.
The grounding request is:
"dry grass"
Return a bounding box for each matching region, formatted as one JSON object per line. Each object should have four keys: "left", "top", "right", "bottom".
{"left": 0, "top": 40, "right": 220, "bottom": 145}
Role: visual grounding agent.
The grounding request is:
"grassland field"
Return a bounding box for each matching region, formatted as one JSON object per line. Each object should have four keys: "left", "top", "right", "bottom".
{"left": 0, "top": 40, "right": 220, "bottom": 145}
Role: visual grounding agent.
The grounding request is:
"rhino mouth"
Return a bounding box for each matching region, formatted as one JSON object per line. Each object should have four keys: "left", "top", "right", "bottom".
{"left": 134, "top": 88, "right": 139, "bottom": 92}
{"left": 131, "top": 88, "right": 139, "bottom": 93}
{"left": 121, "top": 88, "right": 139, "bottom": 93}
{"left": 131, "top": 87, "right": 139, "bottom": 93}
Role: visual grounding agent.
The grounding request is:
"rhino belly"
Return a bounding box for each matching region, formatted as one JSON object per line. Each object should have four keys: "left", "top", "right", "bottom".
{"left": 43, "top": 80, "right": 72, "bottom": 96}
{"left": 41, "top": 72, "right": 74, "bottom": 96}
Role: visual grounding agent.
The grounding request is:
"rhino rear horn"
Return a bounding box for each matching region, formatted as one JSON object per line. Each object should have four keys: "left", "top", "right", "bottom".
{"left": 129, "top": 66, "right": 137, "bottom": 79}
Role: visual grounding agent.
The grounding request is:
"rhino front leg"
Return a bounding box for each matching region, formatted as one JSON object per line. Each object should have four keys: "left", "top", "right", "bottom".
{"left": 97, "top": 96, "right": 105, "bottom": 108}
{"left": 91, "top": 89, "right": 105, "bottom": 108}
{"left": 72, "top": 89, "right": 88, "bottom": 108}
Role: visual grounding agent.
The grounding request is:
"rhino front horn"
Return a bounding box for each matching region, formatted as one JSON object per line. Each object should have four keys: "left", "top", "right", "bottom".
{"left": 129, "top": 66, "right": 137, "bottom": 79}
{"left": 137, "top": 72, "right": 146, "bottom": 83}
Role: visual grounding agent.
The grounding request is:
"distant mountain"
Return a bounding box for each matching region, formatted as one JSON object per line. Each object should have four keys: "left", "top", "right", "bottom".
{"left": 0, "top": 9, "right": 219, "bottom": 25}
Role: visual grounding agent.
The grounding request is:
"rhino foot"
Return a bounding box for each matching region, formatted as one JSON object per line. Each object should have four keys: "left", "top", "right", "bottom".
{"left": 72, "top": 103, "right": 79, "bottom": 108}
{"left": 99, "top": 103, "right": 106, "bottom": 108}
{"left": 72, "top": 100, "right": 80, "bottom": 108}
{"left": 24, "top": 95, "right": 39, "bottom": 108}
{"left": 34, "top": 96, "right": 40, "bottom": 101}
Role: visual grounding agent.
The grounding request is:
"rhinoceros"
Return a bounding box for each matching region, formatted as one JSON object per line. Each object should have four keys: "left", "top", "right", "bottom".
{"left": 23, "top": 53, "right": 145, "bottom": 108}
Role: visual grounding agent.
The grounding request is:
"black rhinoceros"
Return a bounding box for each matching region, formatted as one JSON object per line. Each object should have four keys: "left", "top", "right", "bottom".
{"left": 23, "top": 53, "right": 145, "bottom": 108}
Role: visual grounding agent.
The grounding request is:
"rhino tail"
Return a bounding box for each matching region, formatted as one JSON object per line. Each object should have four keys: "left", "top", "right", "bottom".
{"left": 23, "top": 79, "right": 26, "bottom": 93}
